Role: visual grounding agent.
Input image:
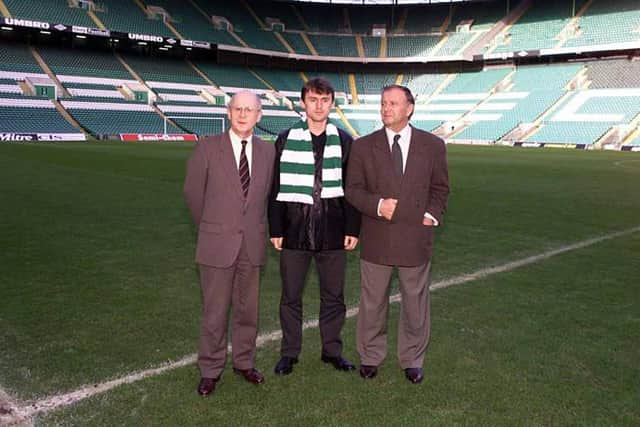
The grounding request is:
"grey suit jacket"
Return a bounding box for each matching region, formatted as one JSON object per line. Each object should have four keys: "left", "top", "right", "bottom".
{"left": 184, "top": 132, "right": 275, "bottom": 268}
{"left": 345, "top": 126, "right": 449, "bottom": 267}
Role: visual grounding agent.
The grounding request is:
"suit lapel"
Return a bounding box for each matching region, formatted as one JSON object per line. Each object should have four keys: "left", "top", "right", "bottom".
{"left": 220, "top": 132, "right": 244, "bottom": 201}
{"left": 403, "top": 127, "right": 431, "bottom": 188}
{"left": 372, "top": 129, "right": 401, "bottom": 190}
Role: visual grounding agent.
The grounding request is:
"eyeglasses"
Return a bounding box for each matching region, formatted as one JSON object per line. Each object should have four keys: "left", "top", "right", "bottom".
{"left": 230, "top": 106, "right": 260, "bottom": 114}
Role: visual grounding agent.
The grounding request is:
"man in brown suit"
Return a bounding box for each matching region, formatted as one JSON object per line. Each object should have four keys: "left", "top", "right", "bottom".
{"left": 345, "top": 85, "right": 449, "bottom": 384}
{"left": 184, "top": 90, "right": 275, "bottom": 396}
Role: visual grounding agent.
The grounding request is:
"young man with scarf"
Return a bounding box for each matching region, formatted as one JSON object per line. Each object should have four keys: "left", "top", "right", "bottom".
{"left": 269, "top": 78, "right": 361, "bottom": 376}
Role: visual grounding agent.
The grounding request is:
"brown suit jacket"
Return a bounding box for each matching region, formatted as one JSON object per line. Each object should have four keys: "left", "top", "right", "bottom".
{"left": 184, "top": 132, "right": 275, "bottom": 268}
{"left": 345, "top": 126, "right": 449, "bottom": 267}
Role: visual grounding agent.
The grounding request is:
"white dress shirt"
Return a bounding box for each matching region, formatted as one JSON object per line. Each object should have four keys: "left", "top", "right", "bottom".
{"left": 377, "top": 125, "right": 439, "bottom": 226}
{"left": 229, "top": 129, "right": 253, "bottom": 176}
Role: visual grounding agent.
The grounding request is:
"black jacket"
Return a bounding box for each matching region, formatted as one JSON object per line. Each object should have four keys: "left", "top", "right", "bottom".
{"left": 268, "top": 126, "right": 361, "bottom": 251}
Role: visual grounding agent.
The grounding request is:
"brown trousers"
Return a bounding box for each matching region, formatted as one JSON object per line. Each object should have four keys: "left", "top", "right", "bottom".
{"left": 357, "top": 259, "right": 431, "bottom": 369}
{"left": 197, "top": 240, "right": 260, "bottom": 379}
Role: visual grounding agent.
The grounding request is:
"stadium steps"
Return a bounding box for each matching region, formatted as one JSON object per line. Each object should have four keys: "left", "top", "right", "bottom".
{"left": 509, "top": 90, "right": 573, "bottom": 142}
{"left": 30, "top": 47, "right": 71, "bottom": 98}
{"left": 334, "top": 106, "right": 358, "bottom": 137}
{"left": 395, "top": 8, "right": 408, "bottom": 33}
{"left": 483, "top": 0, "right": 533, "bottom": 55}
{"left": 300, "top": 33, "right": 319, "bottom": 56}
{"left": 186, "top": 60, "right": 221, "bottom": 90}
{"left": 622, "top": 127, "right": 640, "bottom": 146}
{"left": 87, "top": 9, "right": 107, "bottom": 30}
{"left": 273, "top": 33, "right": 295, "bottom": 53}
{"left": 51, "top": 99, "right": 90, "bottom": 136}
{"left": 151, "top": 103, "right": 189, "bottom": 134}
{"left": 439, "top": 69, "right": 516, "bottom": 138}
{"left": 343, "top": 7, "right": 351, "bottom": 33}
{"left": 428, "top": 34, "right": 451, "bottom": 58}
{"left": 439, "top": 5, "right": 455, "bottom": 33}
{"left": 290, "top": 4, "right": 310, "bottom": 32}
{"left": 248, "top": 68, "right": 276, "bottom": 91}
{"left": 0, "top": 0, "right": 11, "bottom": 18}
{"left": 379, "top": 36, "right": 387, "bottom": 58}
{"left": 348, "top": 74, "right": 358, "bottom": 105}
{"left": 240, "top": 0, "right": 266, "bottom": 28}
{"left": 355, "top": 36, "right": 365, "bottom": 58}
{"left": 554, "top": 0, "right": 593, "bottom": 49}
{"left": 163, "top": 18, "right": 184, "bottom": 41}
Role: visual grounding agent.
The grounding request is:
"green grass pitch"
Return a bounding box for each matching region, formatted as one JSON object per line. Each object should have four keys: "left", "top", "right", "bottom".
{"left": 0, "top": 141, "right": 638, "bottom": 425}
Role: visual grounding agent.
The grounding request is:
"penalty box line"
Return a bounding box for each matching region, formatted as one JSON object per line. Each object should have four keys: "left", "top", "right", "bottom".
{"left": 7, "top": 224, "right": 640, "bottom": 422}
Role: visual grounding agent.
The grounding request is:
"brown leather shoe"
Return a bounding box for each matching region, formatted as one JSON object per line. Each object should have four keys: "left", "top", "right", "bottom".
{"left": 404, "top": 368, "right": 424, "bottom": 384}
{"left": 359, "top": 364, "right": 378, "bottom": 379}
{"left": 233, "top": 367, "right": 265, "bottom": 385}
{"left": 197, "top": 377, "right": 218, "bottom": 396}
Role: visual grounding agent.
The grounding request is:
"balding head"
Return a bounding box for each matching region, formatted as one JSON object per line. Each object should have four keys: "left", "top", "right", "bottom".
{"left": 227, "top": 90, "right": 262, "bottom": 139}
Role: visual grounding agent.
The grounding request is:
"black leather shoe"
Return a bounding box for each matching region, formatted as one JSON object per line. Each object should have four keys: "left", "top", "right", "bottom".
{"left": 274, "top": 356, "right": 298, "bottom": 375}
{"left": 321, "top": 355, "right": 356, "bottom": 371}
{"left": 359, "top": 364, "right": 378, "bottom": 379}
{"left": 233, "top": 367, "right": 265, "bottom": 385}
{"left": 404, "top": 368, "right": 424, "bottom": 384}
{"left": 197, "top": 377, "right": 219, "bottom": 396}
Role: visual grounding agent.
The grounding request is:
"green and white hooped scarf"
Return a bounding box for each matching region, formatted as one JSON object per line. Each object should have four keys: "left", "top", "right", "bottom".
{"left": 276, "top": 120, "right": 343, "bottom": 205}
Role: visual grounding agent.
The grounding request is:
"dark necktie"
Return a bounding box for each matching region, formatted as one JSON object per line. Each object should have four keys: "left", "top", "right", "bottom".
{"left": 239, "top": 139, "right": 250, "bottom": 198}
{"left": 392, "top": 134, "right": 403, "bottom": 177}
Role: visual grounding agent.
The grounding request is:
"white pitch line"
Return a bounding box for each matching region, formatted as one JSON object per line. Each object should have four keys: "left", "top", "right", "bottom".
{"left": 7, "top": 224, "right": 640, "bottom": 422}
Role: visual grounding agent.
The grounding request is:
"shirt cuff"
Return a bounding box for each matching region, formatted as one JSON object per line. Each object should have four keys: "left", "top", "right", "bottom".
{"left": 424, "top": 212, "right": 439, "bottom": 226}
{"left": 377, "top": 198, "right": 383, "bottom": 216}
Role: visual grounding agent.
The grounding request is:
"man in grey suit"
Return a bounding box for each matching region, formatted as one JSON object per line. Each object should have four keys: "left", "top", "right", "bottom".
{"left": 184, "top": 91, "right": 275, "bottom": 396}
{"left": 346, "top": 85, "right": 449, "bottom": 384}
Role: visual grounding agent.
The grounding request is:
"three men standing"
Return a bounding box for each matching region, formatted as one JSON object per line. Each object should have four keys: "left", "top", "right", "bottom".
{"left": 269, "top": 78, "right": 361, "bottom": 375}
{"left": 184, "top": 82, "right": 448, "bottom": 394}
{"left": 345, "top": 85, "right": 450, "bottom": 383}
{"left": 184, "top": 91, "right": 275, "bottom": 396}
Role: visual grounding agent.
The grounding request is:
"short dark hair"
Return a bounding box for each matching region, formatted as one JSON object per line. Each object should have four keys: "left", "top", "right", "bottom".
{"left": 302, "top": 77, "right": 335, "bottom": 102}
{"left": 382, "top": 84, "right": 415, "bottom": 119}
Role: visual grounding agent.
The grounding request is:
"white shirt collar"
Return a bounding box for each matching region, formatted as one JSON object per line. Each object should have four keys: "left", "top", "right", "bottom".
{"left": 228, "top": 129, "right": 253, "bottom": 172}
{"left": 384, "top": 124, "right": 411, "bottom": 147}
{"left": 229, "top": 129, "right": 253, "bottom": 146}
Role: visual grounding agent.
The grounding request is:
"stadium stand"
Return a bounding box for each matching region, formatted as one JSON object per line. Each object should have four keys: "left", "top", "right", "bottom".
{"left": 136, "top": 0, "right": 240, "bottom": 46}
{"left": 386, "top": 35, "right": 441, "bottom": 57}
{"left": 247, "top": 0, "right": 304, "bottom": 31}
{"left": 492, "top": 0, "right": 590, "bottom": 53}
{"left": 453, "top": 64, "right": 583, "bottom": 141}
{"left": 94, "top": 0, "right": 172, "bottom": 37}
{"left": 564, "top": 0, "right": 640, "bottom": 48}
{"left": 296, "top": 3, "right": 345, "bottom": 33}
{"left": 0, "top": 99, "right": 78, "bottom": 133}
{"left": 192, "top": 62, "right": 269, "bottom": 91}
{"left": 36, "top": 46, "right": 131, "bottom": 80}
{"left": 281, "top": 32, "right": 314, "bottom": 55}
{"left": 0, "top": 0, "right": 639, "bottom": 149}
{"left": 308, "top": 34, "right": 358, "bottom": 57}
{"left": 3, "top": 0, "right": 96, "bottom": 27}
{"left": 0, "top": 43, "right": 42, "bottom": 74}
{"left": 586, "top": 59, "right": 640, "bottom": 89}
{"left": 402, "top": 4, "right": 449, "bottom": 34}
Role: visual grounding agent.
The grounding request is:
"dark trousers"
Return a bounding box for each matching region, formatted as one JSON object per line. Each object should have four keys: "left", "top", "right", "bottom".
{"left": 279, "top": 248, "right": 347, "bottom": 358}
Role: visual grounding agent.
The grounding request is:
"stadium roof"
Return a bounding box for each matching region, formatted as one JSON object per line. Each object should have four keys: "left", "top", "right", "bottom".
{"left": 282, "top": 0, "right": 483, "bottom": 4}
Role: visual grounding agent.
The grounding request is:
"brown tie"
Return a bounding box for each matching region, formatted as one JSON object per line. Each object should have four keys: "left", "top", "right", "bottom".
{"left": 392, "top": 134, "right": 403, "bottom": 177}
{"left": 239, "top": 139, "right": 250, "bottom": 198}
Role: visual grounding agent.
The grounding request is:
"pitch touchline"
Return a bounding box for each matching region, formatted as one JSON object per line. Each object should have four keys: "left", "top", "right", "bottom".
{"left": 6, "top": 225, "right": 640, "bottom": 422}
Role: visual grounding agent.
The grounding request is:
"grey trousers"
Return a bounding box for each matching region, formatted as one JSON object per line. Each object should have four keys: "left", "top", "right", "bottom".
{"left": 357, "top": 259, "right": 432, "bottom": 369}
